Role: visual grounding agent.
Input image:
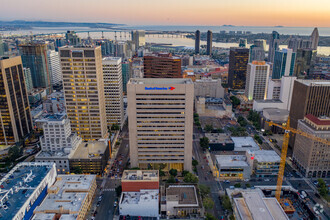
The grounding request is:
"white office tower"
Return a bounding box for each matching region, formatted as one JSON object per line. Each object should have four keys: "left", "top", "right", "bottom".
{"left": 47, "top": 50, "right": 62, "bottom": 86}
{"left": 128, "top": 78, "right": 194, "bottom": 172}
{"left": 245, "top": 61, "right": 270, "bottom": 101}
{"left": 102, "top": 57, "right": 124, "bottom": 128}
{"left": 132, "top": 30, "right": 146, "bottom": 50}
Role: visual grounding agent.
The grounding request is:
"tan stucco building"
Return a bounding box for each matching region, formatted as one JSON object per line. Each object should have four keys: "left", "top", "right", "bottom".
{"left": 127, "top": 78, "right": 194, "bottom": 171}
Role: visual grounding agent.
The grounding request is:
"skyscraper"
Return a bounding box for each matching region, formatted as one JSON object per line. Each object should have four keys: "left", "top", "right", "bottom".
{"left": 59, "top": 46, "right": 108, "bottom": 140}
{"left": 47, "top": 50, "right": 62, "bottom": 86}
{"left": 127, "top": 78, "right": 194, "bottom": 171}
{"left": 65, "top": 31, "right": 81, "bottom": 46}
{"left": 254, "top": 39, "right": 266, "bottom": 51}
{"left": 239, "top": 38, "right": 247, "bottom": 48}
{"left": 228, "top": 47, "right": 249, "bottom": 89}
{"left": 23, "top": 67, "right": 33, "bottom": 93}
{"left": 195, "top": 30, "right": 200, "bottom": 54}
{"left": 310, "top": 27, "right": 319, "bottom": 50}
{"left": 206, "top": 30, "right": 213, "bottom": 55}
{"left": 294, "top": 48, "right": 316, "bottom": 79}
{"left": 288, "top": 37, "right": 312, "bottom": 52}
{"left": 131, "top": 30, "right": 146, "bottom": 51}
{"left": 289, "top": 80, "right": 330, "bottom": 147}
{"left": 143, "top": 53, "right": 181, "bottom": 78}
{"left": 19, "top": 43, "right": 52, "bottom": 94}
{"left": 245, "top": 61, "right": 270, "bottom": 101}
{"left": 272, "top": 49, "right": 296, "bottom": 79}
{"left": 268, "top": 31, "right": 280, "bottom": 63}
{"left": 102, "top": 57, "right": 124, "bottom": 128}
{"left": 249, "top": 45, "right": 266, "bottom": 63}
{"left": 0, "top": 56, "right": 32, "bottom": 145}
{"left": 122, "top": 60, "right": 130, "bottom": 94}
{"left": 0, "top": 36, "right": 4, "bottom": 56}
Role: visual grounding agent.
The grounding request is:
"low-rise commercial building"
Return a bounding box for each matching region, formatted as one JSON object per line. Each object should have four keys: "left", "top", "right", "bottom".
{"left": 247, "top": 150, "right": 281, "bottom": 178}
{"left": 69, "top": 141, "right": 110, "bottom": 175}
{"left": 34, "top": 174, "right": 97, "bottom": 220}
{"left": 195, "top": 97, "right": 232, "bottom": 118}
{"left": 194, "top": 78, "right": 224, "bottom": 99}
{"left": 226, "top": 188, "right": 289, "bottom": 220}
{"left": 231, "top": 137, "right": 260, "bottom": 152}
{"left": 121, "top": 170, "right": 159, "bottom": 192}
{"left": 215, "top": 155, "right": 251, "bottom": 180}
{"left": 260, "top": 108, "right": 289, "bottom": 134}
{"left": 119, "top": 190, "right": 159, "bottom": 218}
{"left": 206, "top": 133, "right": 234, "bottom": 151}
{"left": 0, "top": 162, "right": 57, "bottom": 220}
{"left": 162, "top": 185, "right": 204, "bottom": 218}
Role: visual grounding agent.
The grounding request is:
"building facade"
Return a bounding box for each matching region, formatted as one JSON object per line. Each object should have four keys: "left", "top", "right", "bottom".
{"left": 131, "top": 30, "right": 146, "bottom": 50}
{"left": 294, "top": 48, "right": 316, "bottom": 79}
{"left": 143, "top": 53, "right": 181, "bottom": 78}
{"left": 293, "top": 114, "right": 330, "bottom": 178}
{"left": 19, "top": 43, "right": 52, "bottom": 94}
{"left": 59, "top": 46, "right": 108, "bottom": 140}
{"left": 103, "top": 57, "right": 124, "bottom": 128}
{"left": 228, "top": 47, "right": 249, "bottom": 89}
{"left": 268, "top": 31, "right": 280, "bottom": 63}
{"left": 206, "top": 30, "right": 213, "bottom": 55}
{"left": 245, "top": 61, "right": 270, "bottom": 101}
{"left": 23, "top": 67, "right": 33, "bottom": 93}
{"left": 128, "top": 78, "right": 194, "bottom": 171}
{"left": 195, "top": 30, "right": 200, "bottom": 54}
{"left": 47, "top": 50, "right": 62, "bottom": 86}
{"left": 272, "top": 49, "right": 296, "bottom": 79}
{"left": 0, "top": 57, "right": 32, "bottom": 145}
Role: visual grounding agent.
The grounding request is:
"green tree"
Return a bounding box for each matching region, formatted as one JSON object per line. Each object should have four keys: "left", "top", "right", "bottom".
{"left": 111, "top": 123, "right": 120, "bottom": 131}
{"left": 229, "top": 215, "right": 235, "bottom": 220}
{"left": 71, "top": 166, "right": 83, "bottom": 174}
{"left": 8, "top": 145, "right": 22, "bottom": 162}
{"left": 200, "top": 137, "right": 209, "bottom": 150}
{"left": 222, "top": 195, "right": 233, "bottom": 211}
{"left": 246, "top": 183, "right": 251, "bottom": 188}
{"left": 205, "top": 213, "right": 217, "bottom": 220}
{"left": 237, "top": 116, "right": 247, "bottom": 127}
{"left": 193, "top": 113, "right": 199, "bottom": 118}
{"left": 205, "top": 124, "right": 214, "bottom": 132}
{"left": 234, "top": 183, "right": 241, "bottom": 188}
{"left": 159, "top": 169, "right": 165, "bottom": 177}
{"left": 216, "top": 128, "right": 224, "bottom": 133}
{"left": 182, "top": 170, "right": 189, "bottom": 177}
{"left": 203, "top": 197, "right": 214, "bottom": 210}
{"left": 317, "top": 178, "right": 329, "bottom": 197}
{"left": 183, "top": 172, "right": 198, "bottom": 183}
{"left": 199, "top": 184, "right": 211, "bottom": 199}
{"left": 254, "top": 134, "right": 263, "bottom": 145}
{"left": 195, "top": 121, "right": 201, "bottom": 127}
{"left": 192, "top": 159, "right": 199, "bottom": 167}
{"left": 230, "top": 96, "right": 241, "bottom": 108}
{"left": 169, "top": 169, "right": 178, "bottom": 177}
{"left": 167, "top": 175, "right": 176, "bottom": 183}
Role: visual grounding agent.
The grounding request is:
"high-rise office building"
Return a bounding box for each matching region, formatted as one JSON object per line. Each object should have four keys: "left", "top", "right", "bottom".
{"left": 127, "top": 78, "right": 194, "bottom": 171}
{"left": 122, "top": 60, "right": 130, "bottom": 94}
{"left": 23, "top": 67, "right": 33, "bottom": 93}
{"left": 96, "top": 39, "right": 115, "bottom": 56}
{"left": 206, "top": 30, "right": 213, "bottom": 55}
{"left": 294, "top": 48, "right": 316, "bottom": 79}
{"left": 310, "top": 28, "right": 319, "bottom": 50}
{"left": 245, "top": 61, "right": 270, "bottom": 101}
{"left": 65, "top": 31, "right": 81, "bottom": 46}
{"left": 254, "top": 39, "right": 266, "bottom": 51}
{"left": 272, "top": 49, "right": 296, "bottom": 79}
{"left": 102, "top": 57, "right": 124, "bottom": 128}
{"left": 19, "top": 43, "right": 52, "bottom": 94}
{"left": 289, "top": 80, "right": 330, "bottom": 147}
{"left": 239, "top": 38, "right": 247, "bottom": 48}
{"left": 59, "top": 46, "right": 108, "bottom": 140}
{"left": 292, "top": 114, "right": 330, "bottom": 178}
{"left": 0, "top": 36, "right": 4, "bottom": 56}
{"left": 0, "top": 57, "right": 32, "bottom": 145}
{"left": 143, "top": 53, "right": 181, "bottom": 78}
{"left": 288, "top": 37, "right": 312, "bottom": 52}
{"left": 249, "top": 45, "right": 266, "bottom": 63}
{"left": 131, "top": 30, "right": 146, "bottom": 51}
{"left": 228, "top": 47, "right": 249, "bottom": 89}
{"left": 268, "top": 31, "right": 280, "bottom": 63}
{"left": 115, "top": 41, "right": 127, "bottom": 58}
{"left": 195, "top": 30, "right": 200, "bottom": 54}
{"left": 47, "top": 50, "right": 62, "bottom": 86}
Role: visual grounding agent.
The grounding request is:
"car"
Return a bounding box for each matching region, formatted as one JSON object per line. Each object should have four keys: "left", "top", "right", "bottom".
{"left": 114, "top": 201, "right": 118, "bottom": 207}
{"left": 264, "top": 178, "right": 270, "bottom": 182}
{"left": 229, "top": 186, "right": 235, "bottom": 189}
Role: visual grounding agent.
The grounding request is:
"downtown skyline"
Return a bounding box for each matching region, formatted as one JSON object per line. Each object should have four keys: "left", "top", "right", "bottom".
{"left": 1, "top": 0, "right": 330, "bottom": 27}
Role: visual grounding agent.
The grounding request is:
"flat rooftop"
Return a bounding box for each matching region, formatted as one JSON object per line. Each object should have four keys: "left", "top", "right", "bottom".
{"left": 128, "top": 78, "right": 193, "bottom": 85}
{"left": 253, "top": 150, "right": 281, "bottom": 163}
{"left": 234, "top": 191, "right": 288, "bottom": 220}
{"left": 205, "top": 133, "right": 233, "bottom": 144}
{"left": 0, "top": 162, "right": 55, "bottom": 220}
{"left": 166, "top": 185, "right": 198, "bottom": 205}
{"left": 72, "top": 141, "right": 107, "bottom": 159}
{"left": 215, "top": 155, "right": 249, "bottom": 167}
{"left": 102, "top": 57, "right": 122, "bottom": 63}
{"left": 297, "top": 79, "right": 330, "bottom": 86}
{"left": 120, "top": 190, "right": 159, "bottom": 205}
{"left": 35, "top": 175, "right": 96, "bottom": 215}
{"left": 35, "top": 113, "right": 66, "bottom": 122}
{"left": 231, "top": 137, "right": 260, "bottom": 151}
{"left": 122, "top": 170, "right": 159, "bottom": 181}
{"left": 262, "top": 108, "right": 289, "bottom": 122}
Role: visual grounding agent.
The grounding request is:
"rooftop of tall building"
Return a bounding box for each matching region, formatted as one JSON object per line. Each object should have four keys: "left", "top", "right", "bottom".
{"left": 304, "top": 114, "right": 330, "bottom": 126}
{"left": 128, "top": 78, "right": 193, "bottom": 85}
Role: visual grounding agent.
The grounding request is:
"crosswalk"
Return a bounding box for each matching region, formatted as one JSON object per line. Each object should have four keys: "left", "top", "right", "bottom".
{"left": 102, "top": 188, "right": 115, "bottom": 192}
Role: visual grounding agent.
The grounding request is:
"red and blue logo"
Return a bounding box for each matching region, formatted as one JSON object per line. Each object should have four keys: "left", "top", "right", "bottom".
{"left": 169, "top": 87, "right": 175, "bottom": 90}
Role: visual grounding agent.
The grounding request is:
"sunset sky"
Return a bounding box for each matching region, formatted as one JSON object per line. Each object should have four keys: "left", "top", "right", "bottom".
{"left": 1, "top": 0, "right": 330, "bottom": 27}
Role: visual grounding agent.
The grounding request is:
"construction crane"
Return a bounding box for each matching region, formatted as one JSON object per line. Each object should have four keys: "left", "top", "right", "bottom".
{"left": 266, "top": 118, "right": 330, "bottom": 201}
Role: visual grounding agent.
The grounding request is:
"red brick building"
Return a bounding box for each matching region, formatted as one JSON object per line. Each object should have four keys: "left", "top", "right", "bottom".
{"left": 121, "top": 170, "right": 159, "bottom": 192}
{"left": 143, "top": 53, "right": 181, "bottom": 78}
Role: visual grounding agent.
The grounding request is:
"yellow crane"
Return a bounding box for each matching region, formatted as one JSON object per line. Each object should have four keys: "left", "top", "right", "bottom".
{"left": 266, "top": 117, "right": 330, "bottom": 201}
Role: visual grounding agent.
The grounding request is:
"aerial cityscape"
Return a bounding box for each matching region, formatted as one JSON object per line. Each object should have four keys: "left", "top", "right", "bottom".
{"left": 0, "top": 1, "right": 329, "bottom": 220}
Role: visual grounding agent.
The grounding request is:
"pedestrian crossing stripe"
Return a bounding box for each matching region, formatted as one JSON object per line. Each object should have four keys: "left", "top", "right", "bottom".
{"left": 102, "top": 188, "right": 115, "bottom": 191}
